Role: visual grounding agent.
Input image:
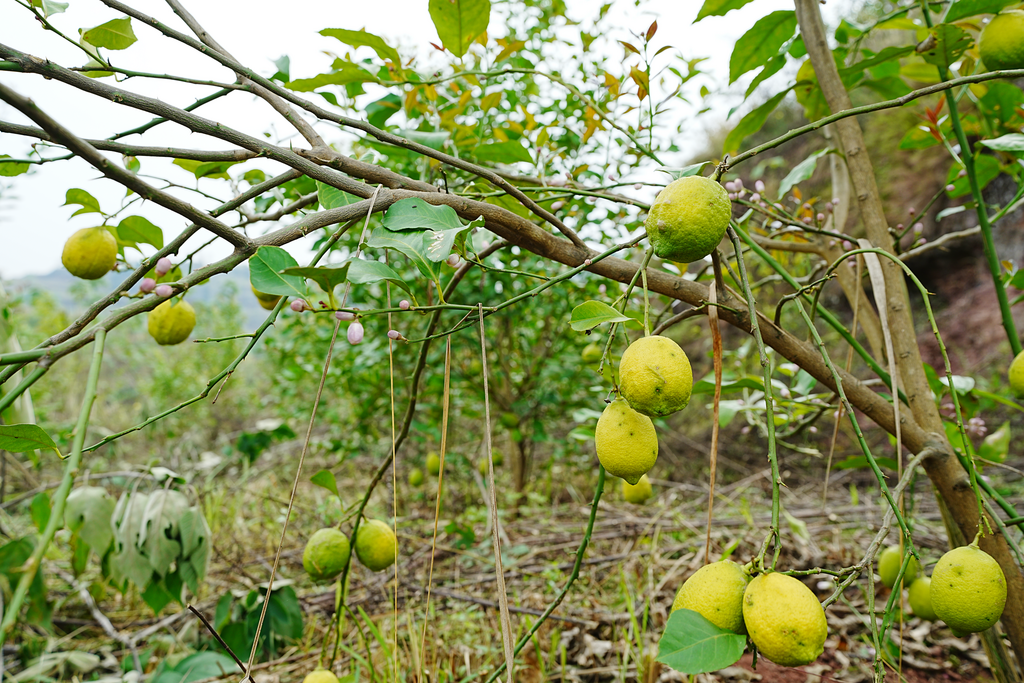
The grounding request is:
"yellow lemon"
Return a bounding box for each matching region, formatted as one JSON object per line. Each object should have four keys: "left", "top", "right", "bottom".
{"left": 931, "top": 544, "right": 1006, "bottom": 636}
{"left": 622, "top": 474, "right": 653, "bottom": 504}
{"left": 426, "top": 452, "right": 441, "bottom": 475}
{"left": 408, "top": 468, "right": 424, "bottom": 486}
{"left": 980, "top": 10, "right": 1024, "bottom": 71}
{"left": 595, "top": 398, "right": 658, "bottom": 485}
{"left": 618, "top": 335, "right": 693, "bottom": 417}
{"left": 672, "top": 560, "right": 749, "bottom": 634}
{"left": 908, "top": 577, "right": 937, "bottom": 621}
{"left": 302, "top": 528, "right": 350, "bottom": 582}
{"left": 62, "top": 227, "right": 117, "bottom": 280}
{"left": 743, "top": 572, "right": 827, "bottom": 667}
{"left": 147, "top": 299, "right": 196, "bottom": 345}
{"left": 302, "top": 670, "right": 339, "bottom": 683}
{"left": 645, "top": 176, "right": 731, "bottom": 263}
{"left": 354, "top": 519, "right": 398, "bottom": 572}
{"left": 1009, "top": 350, "right": 1024, "bottom": 397}
{"left": 582, "top": 342, "right": 603, "bottom": 364}
{"left": 878, "top": 545, "right": 919, "bottom": 588}
{"left": 251, "top": 285, "right": 282, "bottom": 310}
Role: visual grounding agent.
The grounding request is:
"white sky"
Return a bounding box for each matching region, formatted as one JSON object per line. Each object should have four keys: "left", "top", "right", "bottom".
{"left": 0, "top": 0, "right": 833, "bottom": 279}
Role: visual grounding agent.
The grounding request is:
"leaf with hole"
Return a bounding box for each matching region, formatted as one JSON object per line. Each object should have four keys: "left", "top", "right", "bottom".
{"left": 249, "top": 246, "right": 307, "bottom": 299}
{"left": 569, "top": 301, "right": 631, "bottom": 332}
{"left": 656, "top": 608, "right": 745, "bottom": 674}
{"left": 65, "top": 486, "right": 116, "bottom": 555}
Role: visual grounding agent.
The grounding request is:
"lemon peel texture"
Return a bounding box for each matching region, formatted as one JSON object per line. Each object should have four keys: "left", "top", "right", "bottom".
{"left": 62, "top": 227, "right": 117, "bottom": 280}
{"left": 618, "top": 335, "right": 693, "bottom": 417}
{"left": 743, "top": 572, "right": 827, "bottom": 667}
{"left": 355, "top": 519, "right": 398, "bottom": 572}
{"left": 645, "top": 176, "right": 731, "bottom": 263}
{"left": 980, "top": 10, "right": 1024, "bottom": 71}
{"left": 931, "top": 544, "right": 1006, "bottom": 636}
{"left": 148, "top": 300, "right": 196, "bottom": 345}
{"left": 302, "top": 528, "right": 350, "bottom": 582}
{"left": 622, "top": 474, "right": 653, "bottom": 504}
{"left": 672, "top": 560, "right": 749, "bottom": 634}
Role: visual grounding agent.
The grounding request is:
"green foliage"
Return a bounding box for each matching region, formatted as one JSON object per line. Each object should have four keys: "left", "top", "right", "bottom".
{"left": 428, "top": 0, "right": 492, "bottom": 58}
{"left": 214, "top": 586, "right": 304, "bottom": 661}
{"left": 81, "top": 17, "right": 137, "bottom": 50}
{"left": 0, "top": 423, "right": 60, "bottom": 457}
{"left": 569, "top": 301, "right": 630, "bottom": 332}
{"left": 657, "top": 608, "right": 745, "bottom": 674}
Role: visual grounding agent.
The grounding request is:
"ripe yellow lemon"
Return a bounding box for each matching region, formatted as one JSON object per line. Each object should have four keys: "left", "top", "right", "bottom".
{"left": 980, "top": 10, "right": 1024, "bottom": 71}
{"left": 622, "top": 474, "right": 653, "bottom": 504}
{"left": 743, "top": 572, "right": 827, "bottom": 667}
{"left": 595, "top": 397, "right": 658, "bottom": 485}
{"left": 672, "top": 560, "right": 748, "bottom": 634}
{"left": 408, "top": 468, "right": 424, "bottom": 486}
{"left": 582, "top": 342, "right": 603, "bottom": 364}
{"left": 302, "top": 528, "right": 350, "bottom": 582}
{"left": 618, "top": 335, "right": 693, "bottom": 417}
{"left": 908, "top": 577, "right": 936, "bottom": 621}
{"left": 426, "top": 452, "right": 441, "bottom": 475}
{"left": 931, "top": 544, "right": 1006, "bottom": 636}
{"left": 1009, "top": 350, "right": 1024, "bottom": 396}
{"left": 645, "top": 176, "right": 732, "bottom": 263}
{"left": 147, "top": 299, "right": 196, "bottom": 345}
{"left": 354, "top": 519, "right": 398, "bottom": 572}
{"left": 878, "top": 545, "right": 919, "bottom": 588}
{"left": 302, "top": 670, "right": 339, "bottom": 683}
{"left": 251, "top": 285, "right": 282, "bottom": 310}
{"left": 62, "top": 227, "right": 117, "bottom": 280}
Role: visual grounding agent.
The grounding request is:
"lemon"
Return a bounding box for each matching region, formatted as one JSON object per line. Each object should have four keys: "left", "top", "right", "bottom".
{"left": 980, "top": 10, "right": 1024, "bottom": 71}
{"left": 500, "top": 412, "right": 520, "bottom": 429}
{"left": 354, "top": 519, "right": 398, "bottom": 572}
{"left": 302, "top": 528, "right": 350, "bottom": 582}
{"left": 478, "top": 452, "right": 504, "bottom": 474}
{"left": 251, "top": 285, "right": 282, "bottom": 311}
{"left": 426, "top": 452, "right": 441, "bottom": 476}
{"left": 408, "top": 468, "right": 424, "bottom": 486}
{"left": 743, "top": 572, "right": 827, "bottom": 667}
{"left": 148, "top": 299, "right": 196, "bottom": 345}
{"left": 582, "top": 342, "right": 603, "bottom": 364}
{"left": 618, "top": 336, "right": 693, "bottom": 417}
{"left": 62, "top": 227, "right": 117, "bottom": 280}
{"left": 595, "top": 397, "right": 658, "bottom": 485}
{"left": 878, "top": 545, "right": 919, "bottom": 588}
{"left": 622, "top": 474, "right": 653, "bottom": 504}
{"left": 672, "top": 560, "right": 748, "bottom": 633}
{"left": 1009, "top": 350, "right": 1024, "bottom": 397}
{"left": 302, "top": 669, "right": 339, "bottom": 683}
{"left": 908, "top": 577, "right": 937, "bottom": 621}
{"left": 931, "top": 544, "right": 1006, "bottom": 636}
{"left": 645, "top": 176, "right": 732, "bottom": 263}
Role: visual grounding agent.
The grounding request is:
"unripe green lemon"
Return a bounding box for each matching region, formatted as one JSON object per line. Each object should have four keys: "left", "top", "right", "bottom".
{"left": 354, "top": 519, "right": 398, "bottom": 572}
{"left": 908, "top": 577, "right": 937, "bottom": 621}
{"left": 980, "top": 10, "right": 1024, "bottom": 71}
{"left": 468, "top": 360, "right": 483, "bottom": 375}
{"left": 618, "top": 335, "right": 693, "bottom": 417}
{"left": 500, "top": 412, "right": 520, "bottom": 429}
{"left": 302, "top": 669, "right": 339, "bottom": 683}
{"left": 743, "top": 572, "right": 827, "bottom": 667}
{"left": 595, "top": 397, "right": 658, "bottom": 485}
{"left": 426, "top": 452, "right": 441, "bottom": 475}
{"left": 62, "top": 227, "right": 117, "bottom": 280}
{"left": 408, "top": 468, "right": 424, "bottom": 486}
{"left": 645, "top": 176, "right": 731, "bottom": 263}
{"left": 582, "top": 342, "right": 603, "bottom": 364}
{"left": 672, "top": 560, "right": 748, "bottom": 633}
{"left": 622, "top": 474, "right": 653, "bottom": 504}
{"left": 931, "top": 544, "right": 1006, "bottom": 636}
{"left": 878, "top": 545, "right": 919, "bottom": 588}
{"left": 251, "top": 285, "right": 282, "bottom": 310}
{"left": 302, "top": 528, "right": 350, "bottom": 582}
{"left": 148, "top": 300, "right": 196, "bottom": 345}
{"left": 1008, "top": 350, "right": 1024, "bottom": 397}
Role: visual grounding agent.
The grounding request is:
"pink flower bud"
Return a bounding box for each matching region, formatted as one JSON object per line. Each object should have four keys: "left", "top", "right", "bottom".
{"left": 831, "top": 198, "right": 840, "bottom": 206}
{"left": 155, "top": 284, "right": 173, "bottom": 297}
{"left": 447, "top": 254, "right": 460, "bottom": 267}
{"left": 399, "top": 300, "right": 410, "bottom": 310}
{"left": 817, "top": 213, "right": 825, "bottom": 222}
{"left": 825, "top": 202, "right": 833, "bottom": 212}
{"left": 755, "top": 180, "right": 765, "bottom": 193}
{"left": 388, "top": 330, "right": 400, "bottom": 340}
{"left": 728, "top": 192, "right": 737, "bottom": 200}
{"left": 946, "top": 184, "right": 956, "bottom": 192}
{"left": 843, "top": 240, "right": 853, "bottom": 250}
{"left": 896, "top": 223, "right": 904, "bottom": 230}
{"left": 908, "top": 207, "right": 916, "bottom": 216}
{"left": 347, "top": 321, "right": 364, "bottom": 344}
{"left": 735, "top": 178, "right": 744, "bottom": 190}
{"left": 140, "top": 278, "right": 156, "bottom": 294}
{"left": 598, "top": 284, "right": 607, "bottom": 294}
{"left": 958, "top": 169, "right": 967, "bottom": 178}
{"left": 155, "top": 257, "right": 173, "bottom": 277}
{"left": 584, "top": 259, "right": 592, "bottom": 266}
{"left": 551, "top": 201, "right": 565, "bottom": 211}
{"left": 290, "top": 300, "right": 307, "bottom": 312}
{"left": 913, "top": 222, "right": 924, "bottom": 233}
{"left": 335, "top": 311, "right": 355, "bottom": 321}
{"left": 801, "top": 216, "right": 812, "bottom": 224}
{"left": 634, "top": 183, "right": 642, "bottom": 190}
{"left": 750, "top": 193, "right": 761, "bottom": 202}
{"left": 725, "top": 180, "right": 737, "bottom": 192}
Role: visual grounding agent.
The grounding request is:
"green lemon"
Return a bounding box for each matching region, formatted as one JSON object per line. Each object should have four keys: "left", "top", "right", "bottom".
{"left": 908, "top": 577, "right": 937, "bottom": 621}
{"left": 582, "top": 342, "right": 603, "bottom": 364}
{"left": 500, "top": 412, "right": 520, "bottom": 429}
{"left": 1009, "top": 350, "right": 1024, "bottom": 397}
{"left": 302, "top": 670, "right": 339, "bottom": 683}
{"left": 878, "top": 545, "right": 919, "bottom": 588}
{"left": 595, "top": 398, "right": 658, "bottom": 485}
{"left": 672, "top": 560, "right": 748, "bottom": 634}
{"left": 645, "top": 176, "right": 732, "bottom": 263}
{"left": 743, "top": 572, "right": 827, "bottom": 667}
{"left": 980, "top": 10, "right": 1024, "bottom": 71}
{"left": 931, "top": 544, "right": 1006, "bottom": 636}
{"left": 354, "top": 519, "right": 398, "bottom": 572}
{"left": 302, "top": 528, "right": 350, "bottom": 582}
{"left": 622, "top": 474, "right": 653, "bottom": 504}
{"left": 408, "top": 468, "right": 424, "bottom": 486}
{"left": 618, "top": 335, "right": 693, "bottom": 417}
{"left": 426, "top": 452, "right": 441, "bottom": 476}
{"left": 62, "top": 227, "right": 117, "bottom": 280}
{"left": 148, "top": 299, "right": 196, "bottom": 345}
{"left": 251, "top": 285, "right": 283, "bottom": 310}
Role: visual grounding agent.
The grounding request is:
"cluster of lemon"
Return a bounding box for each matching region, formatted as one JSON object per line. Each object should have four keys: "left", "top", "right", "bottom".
{"left": 302, "top": 518, "right": 398, "bottom": 582}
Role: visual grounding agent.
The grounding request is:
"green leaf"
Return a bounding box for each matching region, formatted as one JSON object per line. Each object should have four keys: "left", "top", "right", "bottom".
{"left": 691, "top": 376, "right": 765, "bottom": 395}
{"left": 82, "top": 17, "right": 137, "bottom": 51}
{"left": 65, "top": 486, "right": 116, "bottom": 555}
{"left": 365, "top": 227, "right": 441, "bottom": 283}
{"left": 172, "top": 158, "right": 238, "bottom": 180}
{"left": 383, "top": 197, "right": 466, "bottom": 232}
{"left": 398, "top": 129, "right": 450, "bottom": 150}
{"left": 347, "top": 259, "right": 416, "bottom": 299}
{"left": 310, "top": 469, "right": 339, "bottom": 500}
{"left": 777, "top": 148, "right": 831, "bottom": 198}
{"left": 285, "top": 62, "right": 378, "bottom": 91}
{"left": 659, "top": 162, "right": 711, "bottom": 180}
{"left": 30, "top": 492, "right": 51, "bottom": 533}
{"left": 428, "top": 0, "right": 492, "bottom": 58}
{"left": 139, "top": 490, "right": 189, "bottom": 577}
{"left": 918, "top": 24, "right": 973, "bottom": 72}
{"left": 744, "top": 52, "right": 788, "bottom": 98}
{"left": 656, "top": 608, "right": 745, "bottom": 674}
{"left": 111, "top": 492, "right": 154, "bottom": 590}
{"left": 425, "top": 222, "right": 479, "bottom": 262}
{"left": 839, "top": 45, "right": 915, "bottom": 79}
{"left": 569, "top": 301, "right": 630, "bottom": 332}
{"left": 0, "top": 155, "right": 30, "bottom": 177}
{"left": 141, "top": 580, "right": 176, "bottom": 615}
{"left": 317, "top": 181, "right": 361, "bottom": 210}
{"left": 945, "top": 154, "right": 1001, "bottom": 198}
{"left": 151, "top": 652, "right": 236, "bottom": 683}
{"left": 249, "top": 246, "right": 307, "bottom": 299}
{"left": 320, "top": 29, "right": 403, "bottom": 76}
{"left": 980, "top": 421, "right": 1011, "bottom": 463}
{"left": 0, "top": 424, "right": 60, "bottom": 457}
{"left": 31, "top": 0, "right": 69, "bottom": 17}
{"left": 271, "top": 55, "right": 290, "bottom": 82}
{"left": 973, "top": 388, "right": 1024, "bottom": 413}
{"left": 837, "top": 455, "right": 900, "bottom": 470}
{"left": 979, "top": 133, "right": 1024, "bottom": 153}
{"left": 472, "top": 140, "right": 533, "bottom": 164}
{"left": 945, "top": 0, "right": 1015, "bottom": 22}
{"left": 366, "top": 94, "right": 403, "bottom": 128}
{"left": 729, "top": 11, "right": 797, "bottom": 83}
{"left": 63, "top": 188, "right": 103, "bottom": 217}
{"left": 117, "top": 216, "right": 164, "bottom": 249}
{"left": 279, "top": 263, "right": 351, "bottom": 294}
{"left": 723, "top": 90, "right": 790, "bottom": 154}
{"left": 694, "top": 0, "right": 755, "bottom": 22}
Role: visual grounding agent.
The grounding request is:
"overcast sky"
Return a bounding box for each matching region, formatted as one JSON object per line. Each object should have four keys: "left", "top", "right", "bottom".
{"left": 0, "top": 0, "right": 825, "bottom": 279}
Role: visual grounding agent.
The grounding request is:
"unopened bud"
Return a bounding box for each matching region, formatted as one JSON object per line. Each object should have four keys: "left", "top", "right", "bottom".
{"left": 447, "top": 254, "right": 460, "bottom": 267}
{"left": 957, "top": 169, "right": 967, "bottom": 178}
{"left": 634, "top": 183, "right": 643, "bottom": 190}
{"left": 155, "top": 257, "right": 173, "bottom": 276}
{"left": 155, "top": 284, "right": 173, "bottom": 297}
{"left": 399, "top": 300, "right": 410, "bottom": 310}
{"left": 913, "top": 222, "right": 924, "bottom": 233}
{"left": 584, "top": 259, "right": 592, "bottom": 266}
{"left": 388, "top": 330, "right": 400, "bottom": 340}
{"left": 140, "top": 278, "right": 156, "bottom": 294}
{"left": 735, "top": 178, "right": 744, "bottom": 190}
{"left": 725, "top": 180, "right": 737, "bottom": 192}
{"left": 750, "top": 193, "right": 761, "bottom": 202}
{"left": 817, "top": 213, "right": 825, "bottom": 222}
{"left": 335, "top": 311, "right": 355, "bottom": 321}
{"left": 551, "top": 201, "right": 565, "bottom": 211}
{"left": 598, "top": 284, "right": 607, "bottom": 294}
{"left": 347, "top": 321, "right": 364, "bottom": 344}
{"left": 755, "top": 180, "right": 765, "bottom": 193}
{"left": 946, "top": 184, "right": 956, "bottom": 192}
{"left": 908, "top": 207, "right": 916, "bottom": 216}
{"left": 290, "top": 299, "right": 307, "bottom": 313}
